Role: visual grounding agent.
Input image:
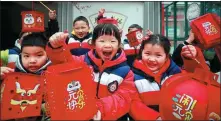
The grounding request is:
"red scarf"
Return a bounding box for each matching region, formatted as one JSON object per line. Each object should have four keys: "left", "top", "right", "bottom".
{"left": 134, "top": 58, "right": 171, "bottom": 84}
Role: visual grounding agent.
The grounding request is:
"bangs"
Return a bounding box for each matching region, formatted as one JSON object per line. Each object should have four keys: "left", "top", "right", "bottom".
{"left": 98, "top": 24, "right": 117, "bottom": 37}
{"left": 92, "top": 24, "right": 121, "bottom": 45}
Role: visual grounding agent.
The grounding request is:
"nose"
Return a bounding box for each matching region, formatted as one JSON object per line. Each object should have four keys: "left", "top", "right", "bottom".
{"left": 148, "top": 56, "right": 155, "bottom": 62}
{"left": 78, "top": 28, "right": 83, "bottom": 33}
{"left": 29, "top": 57, "right": 37, "bottom": 64}
{"left": 104, "top": 41, "right": 112, "bottom": 48}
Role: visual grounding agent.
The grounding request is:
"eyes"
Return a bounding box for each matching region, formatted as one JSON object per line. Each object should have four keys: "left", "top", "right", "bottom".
{"left": 23, "top": 54, "right": 43, "bottom": 58}
{"left": 74, "top": 26, "right": 87, "bottom": 30}
{"left": 21, "top": 92, "right": 31, "bottom": 96}
{"left": 23, "top": 55, "right": 29, "bottom": 58}
{"left": 144, "top": 52, "right": 162, "bottom": 57}
{"left": 98, "top": 39, "right": 117, "bottom": 43}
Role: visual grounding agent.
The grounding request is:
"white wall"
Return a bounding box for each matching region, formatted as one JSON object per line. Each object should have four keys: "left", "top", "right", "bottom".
{"left": 72, "top": 1, "right": 144, "bottom": 42}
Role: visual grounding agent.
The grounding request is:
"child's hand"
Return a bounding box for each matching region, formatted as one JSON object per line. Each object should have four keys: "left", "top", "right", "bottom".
{"left": 49, "top": 10, "right": 57, "bottom": 20}
{"left": 93, "top": 110, "right": 101, "bottom": 121}
{"left": 49, "top": 32, "right": 69, "bottom": 48}
{"left": 98, "top": 8, "right": 105, "bottom": 16}
{"left": 146, "top": 29, "right": 153, "bottom": 36}
{"left": 156, "top": 116, "right": 162, "bottom": 121}
{"left": 1, "top": 67, "right": 14, "bottom": 80}
{"left": 143, "top": 29, "right": 153, "bottom": 40}
{"left": 181, "top": 45, "right": 197, "bottom": 59}
{"left": 186, "top": 30, "right": 195, "bottom": 44}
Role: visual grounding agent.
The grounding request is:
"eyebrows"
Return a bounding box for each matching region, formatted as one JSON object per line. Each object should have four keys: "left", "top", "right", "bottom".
{"left": 22, "top": 51, "right": 44, "bottom": 55}
{"left": 143, "top": 50, "right": 164, "bottom": 54}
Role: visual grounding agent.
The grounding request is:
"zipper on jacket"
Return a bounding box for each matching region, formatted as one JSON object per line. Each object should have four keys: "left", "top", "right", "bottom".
{"left": 96, "top": 71, "right": 103, "bottom": 99}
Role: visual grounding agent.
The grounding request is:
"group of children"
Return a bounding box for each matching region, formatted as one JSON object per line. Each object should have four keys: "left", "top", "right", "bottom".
{"left": 0, "top": 8, "right": 219, "bottom": 121}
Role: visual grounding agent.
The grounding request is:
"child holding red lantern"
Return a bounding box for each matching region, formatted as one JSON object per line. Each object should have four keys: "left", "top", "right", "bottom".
{"left": 172, "top": 30, "right": 220, "bottom": 73}
{"left": 129, "top": 34, "right": 205, "bottom": 120}
{"left": 0, "top": 32, "right": 51, "bottom": 120}
{"left": 46, "top": 23, "right": 138, "bottom": 120}
{"left": 123, "top": 24, "right": 146, "bottom": 67}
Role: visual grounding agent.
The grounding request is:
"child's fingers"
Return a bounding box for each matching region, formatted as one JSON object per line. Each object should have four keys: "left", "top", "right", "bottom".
{"left": 61, "top": 33, "right": 69, "bottom": 41}
{"left": 5, "top": 67, "right": 14, "bottom": 72}
{"left": 181, "top": 51, "right": 195, "bottom": 59}
{"left": 50, "top": 10, "right": 56, "bottom": 13}
{"left": 49, "top": 35, "right": 58, "bottom": 47}
{"left": 0, "top": 73, "right": 5, "bottom": 80}
{"left": 1, "top": 67, "right": 14, "bottom": 73}
{"left": 1, "top": 72, "right": 5, "bottom": 77}
{"left": 93, "top": 110, "right": 101, "bottom": 121}
{"left": 182, "top": 45, "right": 197, "bottom": 57}
{"left": 49, "top": 32, "right": 67, "bottom": 48}
{"left": 0, "top": 67, "right": 14, "bottom": 79}
{"left": 146, "top": 29, "right": 153, "bottom": 35}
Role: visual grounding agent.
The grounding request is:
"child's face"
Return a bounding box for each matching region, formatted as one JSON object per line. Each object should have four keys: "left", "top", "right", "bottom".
{"left": 142, "top": 43, "right": 167, "bottom": 72}
{"left": 73, "top": 20, "right": 90, "bottom": 38}
{"left": 21, "top": 46, "right": 47, "bottom": 73}
{"left": 95, "top": 35, "right": 119, "bottom": 61}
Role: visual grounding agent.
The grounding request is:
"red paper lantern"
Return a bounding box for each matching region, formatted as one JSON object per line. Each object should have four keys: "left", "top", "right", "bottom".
{"left": 44, "top": 62, "right": 97, "bottom": 120}
{"left": 21, "top": 11, "right": 45, "bottom": 32}
{"left": 0, "top": 72, "right": 44, "bottom": 120}
{"left": 191, "top": 13, "right": 220, "bottom": 49}
{"left": 160, "top": 68, "right": 220, "bottom": 120}
{"left": 126, "top": 30, "right": 143, "bottom": 47}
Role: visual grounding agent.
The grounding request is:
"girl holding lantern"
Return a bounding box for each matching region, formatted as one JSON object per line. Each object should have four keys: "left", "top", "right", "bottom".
{"left": 128, "top": 34, "right": 206, "bottom": 120}
{"left": 46, "top": 23, "right": 138, "bottom": 120}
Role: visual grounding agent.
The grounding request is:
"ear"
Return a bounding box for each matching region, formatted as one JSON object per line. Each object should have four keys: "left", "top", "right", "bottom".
{"left": 166, "top": 54, "right": 170, "bottom": 60}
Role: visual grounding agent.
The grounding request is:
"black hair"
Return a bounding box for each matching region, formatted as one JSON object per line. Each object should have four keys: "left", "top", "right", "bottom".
{"left": 92, "top": 23, "right": 121, "bottom": 46}
{"left": 73, "top": 16, "right": 89, "bottom": 26}
{"left": 21, "top": 32, "right": 48, "bottom": 51}
{"left": 138, "top": 34, "right": 171, "bottom": 59}
{"left": 128, "top": 24, "right": 143, "bottom": 32}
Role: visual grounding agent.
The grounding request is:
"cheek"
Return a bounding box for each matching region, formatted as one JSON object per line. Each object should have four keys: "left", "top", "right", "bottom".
{"left": 94, "top": 45, "right": 101, "bottom": 51}
{"left": 141, "top": 53, "right": 148, "bottom": 61}
{"left": 21, "top": 59, "right": 29, "bottom": 67}
{"left": 158, "top": 57, "right": 167, "bottom": 66}
{"left": 39, "top": 56, "right": 47, "bottom": 64}
{"left": 83, "top": 28, "right": 89, "bottom": 33}
{"left": 74, "top": 29, "right": 80, "bottom": 33}
{"left": 94, "top": 42, "right": 102, "bottom": 50}
{"left": 112, "top": 45, "right": 119, "bottom": 51}
{"left": 142, "top": 56, "right": 148, "bottom": 63}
